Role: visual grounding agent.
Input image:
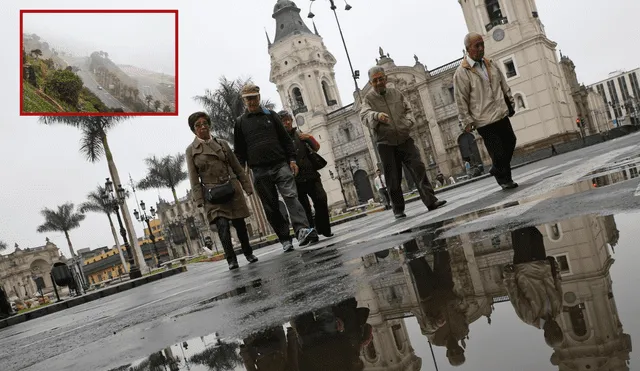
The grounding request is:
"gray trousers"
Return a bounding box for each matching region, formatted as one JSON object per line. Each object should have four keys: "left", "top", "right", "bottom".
{"left": 252, "top": 163, "right": 310, "bottom": 242}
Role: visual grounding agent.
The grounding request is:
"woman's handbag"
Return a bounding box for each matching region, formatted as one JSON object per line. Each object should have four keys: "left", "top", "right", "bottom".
{"left": 202, "top": 139, "right": 236, "bottom": 204}
{"left": 305, "top": 142, "right": 328, "bottom": 171}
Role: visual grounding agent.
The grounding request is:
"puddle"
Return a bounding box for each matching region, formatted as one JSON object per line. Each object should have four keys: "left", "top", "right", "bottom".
{"left": 110, "top": 210, "right": 637, "bottom": 370}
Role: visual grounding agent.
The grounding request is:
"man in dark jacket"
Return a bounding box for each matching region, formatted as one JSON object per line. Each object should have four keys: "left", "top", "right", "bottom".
{"left": 278, "top": 110, "right": 333, "bottom": 238}
{"left": 234, "top": 84, "right": 318, "bottom": 252}
{"left": 360, "top": 66, "right": 447, "bottom": 219}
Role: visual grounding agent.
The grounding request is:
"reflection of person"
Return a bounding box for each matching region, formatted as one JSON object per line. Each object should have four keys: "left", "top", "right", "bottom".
{"left": 374, "top": 169, "right": 391, "bottom": 210}
{"left": 234, "top": 84, "right": 318, "bottom": 252}
{"left": 278, "top": 110, "right": 333, "bottom": 238}
{"left": 454, "top": 32, "right": 518, "bottom": 190}
{"left": 240, "top": 326, "right": 290, "bottom": 371}
{"left": 291, "top": 298, "right": 371, "bottom": 371}
{"left": 360, "top": 66, "right": 447, "bottom": 219}
{"left": 186, "top": 112, "right": 258, "bottom": 270}
{"left": 408, "top": 248, "right": 469, "bottom": 367}
{"left": 503, "top": 226, "right": 564, "bottom": 348}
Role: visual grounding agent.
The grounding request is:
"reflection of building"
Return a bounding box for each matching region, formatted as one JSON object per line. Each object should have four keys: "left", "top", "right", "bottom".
{"left": 0, "top": 240, "right": 65, "bottom": 299}
{"left": 357, "top": 249, "right": 422, "bottom": 370}
{"left": 469, "top": 213, "right": 631, "bottom": 370}
{"left": 266, "top": 0, "right": 584, "bottom": 209}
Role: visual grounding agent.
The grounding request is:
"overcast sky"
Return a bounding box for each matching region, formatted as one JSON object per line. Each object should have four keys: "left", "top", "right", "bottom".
{"left": 23, "top": 11, "right": 175, "bottom": 75}
{"left": 1, "top": 0, "right": 638, "bottom": 258}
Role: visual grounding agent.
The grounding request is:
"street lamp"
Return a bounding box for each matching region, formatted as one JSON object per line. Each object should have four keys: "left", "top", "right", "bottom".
{"left": 308, "top": 0, "right": 383, "bottom": 170}
{"left": 102, "top": 177, "right": 142, "bottom": 279}
{"left": 329, "top": 166, "right": 349, "bottom": 207}
{"left": 608, "top": 101, "right": 621, "bottom": 127}
{"left": 134, "top": 200, "right": 161, "bottom": 268}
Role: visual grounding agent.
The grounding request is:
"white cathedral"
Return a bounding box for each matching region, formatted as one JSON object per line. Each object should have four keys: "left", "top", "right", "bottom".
{"left": 266, "top": 0, "right": 585, "bottom": 210}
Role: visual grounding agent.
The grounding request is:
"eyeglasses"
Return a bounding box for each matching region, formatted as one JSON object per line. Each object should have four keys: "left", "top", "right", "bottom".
{"left": 194, "top": 122, "right": 210, "bottom": 128}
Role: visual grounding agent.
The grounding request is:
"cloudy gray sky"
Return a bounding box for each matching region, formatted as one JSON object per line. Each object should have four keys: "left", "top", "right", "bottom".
{"left": 1, "top": 0, "right": 638, "bottom": 258}
{"left": 23, "top": 11, "right": 175, "bottom": 75}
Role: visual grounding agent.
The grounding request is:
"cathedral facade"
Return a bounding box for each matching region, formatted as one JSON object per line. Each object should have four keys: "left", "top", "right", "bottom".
{"left": 0, "top": 240, "right": 65, "bottom": 300}
{"left": 266, "top": 0, "right": 583, "bottom": 209}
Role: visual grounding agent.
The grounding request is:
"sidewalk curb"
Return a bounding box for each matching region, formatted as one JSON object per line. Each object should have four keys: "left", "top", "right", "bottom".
{"left": 0, "top": 266, "right": 188, "bottom": 330}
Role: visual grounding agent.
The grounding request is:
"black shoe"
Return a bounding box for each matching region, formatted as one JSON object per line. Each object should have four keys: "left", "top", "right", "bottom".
{"left": 428, "top": 200, "right": 447, "bottom": 211}
{"left": 501, "top": 181, "right": 519, "bottom": 190}
{"left": 228, "top": 258, "right": 239, "bottom": 270}
{"left": 322, "top": 232, "right": 334, "bottom": 238}
{"left": 394, "top": 213, "right": 407, "bottom": 219}
{"left": 245, "top": 254, "right": 259, "bottom": 263}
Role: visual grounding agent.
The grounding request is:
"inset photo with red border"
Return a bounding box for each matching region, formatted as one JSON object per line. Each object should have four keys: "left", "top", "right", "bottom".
{"left": 20, "top": 9, "right": 178, "bottom": 116}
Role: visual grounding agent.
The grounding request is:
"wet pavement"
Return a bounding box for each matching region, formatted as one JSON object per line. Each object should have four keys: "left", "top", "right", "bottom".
{"left": 2, "top": 133, "right": 640, "bottom": 371}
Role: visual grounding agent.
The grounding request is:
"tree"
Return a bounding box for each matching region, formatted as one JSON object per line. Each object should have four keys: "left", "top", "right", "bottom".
{"left": 44, "top": 69, "right": 83, "bottom": 106}
{"left": 39, "top": 115, "right": 148, "bottom": 272}
{"left": 0, "top": 240, "right": 6, "bottom": 252}
{"left": 162, "top": 104, "right": 171, "bottom": 112}
{"left": 153, "top": 100, "right": 161, "bottom": 112}
{"left": 137, "top": 153, "right": 194, "bottom": 256}
{"left": 36, "top": 203, "right": 85, "bottom": 258}
{"left": 30, "top": 49, "right": 43, "bottom": 59}
{"left": 145, "top": 95, "right": 153, "bottom": 110}
{"left": 79, "top": 185, "right": 128, "bottom": 271}
{"left": 193, "top": 76, "right": 275, "bottom": 144}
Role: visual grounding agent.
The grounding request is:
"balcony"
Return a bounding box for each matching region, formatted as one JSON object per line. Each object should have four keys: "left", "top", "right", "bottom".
{"left": 485, "top": 17, "right": 508, "bottom": 31}
{"left": 293, "top": 105, "right": 308, "bottom": 115}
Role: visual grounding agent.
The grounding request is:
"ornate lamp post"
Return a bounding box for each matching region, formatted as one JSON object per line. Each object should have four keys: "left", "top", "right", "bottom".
{"left": 329, "top": 166, "right": 348, "bottom": 208}
{"left": 133, "top": 200, "right": 161, "bottom": 268}
{"left": 102, "top": 178, "right": 142, "bottom": 279}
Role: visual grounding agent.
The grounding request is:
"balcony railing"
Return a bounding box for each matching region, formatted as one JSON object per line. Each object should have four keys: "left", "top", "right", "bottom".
{"left": 293, "top": 105, "right": 308, "bottom": 115}
{"left": 485, "top": 17, "right": 508, "bottom": 31}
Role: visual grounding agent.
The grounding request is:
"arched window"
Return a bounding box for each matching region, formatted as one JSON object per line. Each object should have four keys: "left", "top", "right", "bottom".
{"left": 322, "top": 81, "right": 336, "bottom": 106}
{"left": 568, "top": 305, "right": 588, "bottom": 337}
{"left": 516, "top": 94, "right": 526, "bottom": 110}
{"left": 365, "top": 340, "right": 377, "bottom": 360}
{"left": 486, "top": 0, "right": 504, "bottom": 23}
{"left": 293, "top": 87, "right": 305, "bottom": 107}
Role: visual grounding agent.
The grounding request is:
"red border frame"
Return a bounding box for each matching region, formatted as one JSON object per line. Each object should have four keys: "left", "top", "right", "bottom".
{"left": 20, "top": 9, "right": 178, "bottom": 116}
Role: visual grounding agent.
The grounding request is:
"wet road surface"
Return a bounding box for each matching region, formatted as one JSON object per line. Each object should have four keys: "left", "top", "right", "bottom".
{"left": 1, "top": 133, "right": 640, "bottom": 370}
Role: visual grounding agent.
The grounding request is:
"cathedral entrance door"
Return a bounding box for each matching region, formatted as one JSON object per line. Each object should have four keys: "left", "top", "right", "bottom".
{"left": 353, "top": 170, "right": 374, "bottom": 204}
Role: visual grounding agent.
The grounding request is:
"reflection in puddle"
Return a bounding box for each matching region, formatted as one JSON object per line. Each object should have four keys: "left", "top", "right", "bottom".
{"left": 113, "top": 210, "right": 633, "bottom": 370}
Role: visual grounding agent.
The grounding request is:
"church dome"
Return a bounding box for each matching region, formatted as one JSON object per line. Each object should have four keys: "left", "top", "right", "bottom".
{"left": 273, "top": 0, "right": 296, "bottom": 14}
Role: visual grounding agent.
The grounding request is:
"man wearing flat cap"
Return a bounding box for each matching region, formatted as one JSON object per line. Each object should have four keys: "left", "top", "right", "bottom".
{"left": 234, "top": 83, "right": 319, "bottom": 252}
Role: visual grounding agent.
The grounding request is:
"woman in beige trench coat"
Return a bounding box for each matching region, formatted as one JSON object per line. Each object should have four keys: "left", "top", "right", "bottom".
{"left": 186, "top": 112, "right": 258, "bottom": 270}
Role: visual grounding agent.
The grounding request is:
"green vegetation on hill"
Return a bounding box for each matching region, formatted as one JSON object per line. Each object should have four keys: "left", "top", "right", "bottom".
{"left": 22, "top": 53, "right": 110, "bottom": 113}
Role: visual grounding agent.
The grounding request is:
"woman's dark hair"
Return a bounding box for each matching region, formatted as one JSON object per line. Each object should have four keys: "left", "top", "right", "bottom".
{"left": 188, "top": 111, "right": 211, "bottom": 132}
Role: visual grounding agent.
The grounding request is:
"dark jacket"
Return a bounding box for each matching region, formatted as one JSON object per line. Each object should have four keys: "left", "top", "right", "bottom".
{"left": 233, "top": 108, "right": 296, "bottom": 169}
{"left": 289, "top": 128, "right": 320, "bottom": 182}
{"left": 359, "top": 87, "right": 416, "bottom": 145}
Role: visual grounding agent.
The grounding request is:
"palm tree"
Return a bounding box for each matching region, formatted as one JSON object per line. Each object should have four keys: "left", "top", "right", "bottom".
{"left": 193, "top": 76, "right": 275, "bottom": 144}
{"left": 162, "top": 105, "right": 171, "bottom": 113}
{"left": 39, "top": 115, "right": 148, "bottom": 272}
{"left": 145, "top": 95, "right": 153, "bottom": 110}
{"left": 79, "top": 185, "right": 128, "bottom": 272}
{"left": 36, "top": 203, "right": 85, "bottom": 258}
{"left": 137, "top": 153, "right": 194, "bottom": 256}
{"left": 153, "top": 100, "right": 161, "bottom": 112}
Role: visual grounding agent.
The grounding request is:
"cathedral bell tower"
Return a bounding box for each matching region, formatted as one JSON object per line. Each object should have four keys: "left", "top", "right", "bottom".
{"left": 458, "top": 0, "right": 578, "bottom": 149}
{"left": 267, "top": 0, "right": 345, "bottom": 207}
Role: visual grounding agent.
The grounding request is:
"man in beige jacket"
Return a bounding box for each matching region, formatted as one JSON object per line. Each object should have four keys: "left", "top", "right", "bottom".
{"left": 360, "top": 66, "right": 447, "bottom": 219}
{"left": 454, "top": 32, "right": 518, "bottom": 190}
